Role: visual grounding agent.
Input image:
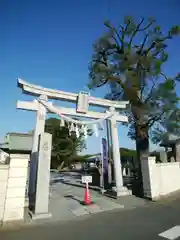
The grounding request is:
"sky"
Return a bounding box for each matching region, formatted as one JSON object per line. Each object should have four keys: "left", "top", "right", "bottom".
{"left": 0, "top": 0, "right": 179, "bottom": 154}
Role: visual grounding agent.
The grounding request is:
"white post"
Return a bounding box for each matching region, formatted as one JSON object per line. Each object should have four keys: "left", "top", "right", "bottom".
{"left": 28, "top": 95, "right": 47, "bottom": 207}
{"left": 30, "top": 133, "right": 52, "bottom": 219}
{"left": 109, "top": 107, "right": 130, "bottom": 197}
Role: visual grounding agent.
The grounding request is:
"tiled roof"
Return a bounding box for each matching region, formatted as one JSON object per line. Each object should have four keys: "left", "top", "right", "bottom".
{"left": 0, "top": 133, "right": 33, "bottom": 151}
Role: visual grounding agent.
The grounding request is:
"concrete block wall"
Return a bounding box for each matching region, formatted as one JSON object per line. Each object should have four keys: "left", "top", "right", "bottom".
{"left": 141, "top": 157, "right": 160, "bottom": 199}
{"left": 156, "top": 162, "right": 180, "bottom": 196}
{"left": 0, "top": 165, "right": 9, "bottom": 222}
{"left": 3, "top": 154, "right": 29, "bottom": 223}
{"left": 142, "top": 156, "right": 180, "bottom": 200}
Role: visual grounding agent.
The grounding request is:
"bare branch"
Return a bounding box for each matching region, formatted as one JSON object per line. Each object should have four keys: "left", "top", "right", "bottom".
{"left": 107, "top": 74, "right": 125, "bottom": 88}
{"left": 125, "top": 20, "right": 131, "bottom": 31}
{"left": 129, "top": 18, "right": 145, "bottom": 46}
{"left": 115, "top": 26, "right": 124, "bottom": 42}
{"left": 147, "top": 111, "right": 165, "bottom": 127}
{"left": 120, "top": 19, "right": 131, "bottom": 51}
{"left": 96, "top": 79, "right": 109, "bottom": 88}
{"left": 142, "top": 72, "right": 168, "bottom": 103}
{"left": 92, "top": 59, "right": 107, "bottom": 66}
{"left": 144, "top": 79, "right": 156, "bottom": 103}
{"left": 111, "top": 35, "right": 122, "bottom": 51}
{"left": 139, "top": 20, "right": 155, "bottom": 31}
{"left": 159, "top": 72, "right": 168, "bottom": 81}
{"left": 135, "top": 34, "right": 149, "bottom": 98}
{"left": 144, "top": 35, "right": 171, "bottom": 56}
{"left": 106, "top": 22, "right": 124, "bottom": 50}
{"left": 139, "top": 34, "right": 149, "bottom": 53}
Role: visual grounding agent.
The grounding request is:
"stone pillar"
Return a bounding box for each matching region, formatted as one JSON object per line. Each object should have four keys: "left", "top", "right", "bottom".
{"left": 30, "top": 132, "right": 52, "bottom": 220}
{"left": 28, "top": 95, "right": 47, "bottom": 207}
{"left": 109, "top": 107, "right": 131, "bottom": 197}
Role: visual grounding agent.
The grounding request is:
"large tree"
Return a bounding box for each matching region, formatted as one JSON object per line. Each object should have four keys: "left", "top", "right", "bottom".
{"left": 88, "top": 16, "right": 180, "bottom": 180}
{"left": 45, "top": 117, "right": 92, "bottom": 169}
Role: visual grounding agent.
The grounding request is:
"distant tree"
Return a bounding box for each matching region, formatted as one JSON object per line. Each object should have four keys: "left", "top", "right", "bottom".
{"left": 70, "top": 154, "right": 93, "bottom": 163}
{"left": 45, "top": 118, "right": 92, "bottom": 169}
{"left": 120, "top": 147, "right": 136, "bottom": 158}
{"left": 108, "top": 146, "right": 136, "bottom": 162}
{"left": 28, "top": 130, "right": 34, "bottom": 134}
{"left": 88, "top": 16, "right": 180, "bottom": 182}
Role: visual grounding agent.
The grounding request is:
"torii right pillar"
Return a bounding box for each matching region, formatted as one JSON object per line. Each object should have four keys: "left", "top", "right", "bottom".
{"left": 109, "top": 107, "right": 131, "bottom": 197}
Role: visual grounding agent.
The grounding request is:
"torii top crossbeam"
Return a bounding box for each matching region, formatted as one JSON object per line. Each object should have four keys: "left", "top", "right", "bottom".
{"left": 17, "top": 78, "right": 129, "bottom": 109}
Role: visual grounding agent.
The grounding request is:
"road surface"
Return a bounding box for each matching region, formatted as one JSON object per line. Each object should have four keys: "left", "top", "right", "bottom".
{"left": 1, "top": 196, "right": 180, "bottom": 240}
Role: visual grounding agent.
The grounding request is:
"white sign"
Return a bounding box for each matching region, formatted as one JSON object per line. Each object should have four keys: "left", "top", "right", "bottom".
{"left": 81, "top": 175, "right": 92, "bottom": 184}
{"left": 76, "top": 91, "right": 89, "bottom": 114}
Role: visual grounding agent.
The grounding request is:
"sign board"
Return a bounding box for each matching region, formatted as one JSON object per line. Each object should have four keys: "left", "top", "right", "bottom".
{"left": 76, "top": 91, "right": 89, "bottom": 114}
{"left": 81, "top": 175, "right": 92, "bottom": 184}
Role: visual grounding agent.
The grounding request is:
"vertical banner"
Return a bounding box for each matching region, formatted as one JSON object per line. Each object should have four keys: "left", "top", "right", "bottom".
{"left": 106, "top": 120, "right": 112, "bottom": 184}
{"left": 102, "top": 138, "right": 109, "bottom": 189}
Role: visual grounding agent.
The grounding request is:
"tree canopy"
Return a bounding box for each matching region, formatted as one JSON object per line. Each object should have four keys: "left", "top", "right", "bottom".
{"left": 88, "top": 16, "right": 180, "bottom": 162}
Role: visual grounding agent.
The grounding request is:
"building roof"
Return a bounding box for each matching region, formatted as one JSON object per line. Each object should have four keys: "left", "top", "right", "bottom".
{"left": 6, "top": 132, "right": 33, "bottom": 137}
{"left": 160, "top": 134, "right": 180, "bottom": 147}
{"left": 0, "top": 132, "right": 33, "bottom": 153}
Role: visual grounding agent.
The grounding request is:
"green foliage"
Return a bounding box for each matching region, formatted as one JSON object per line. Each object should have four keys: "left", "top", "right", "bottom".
{"left": 120, "top": 147, "right": 136, "bottom": 157}
{"left": 108, "top": 146, "right": 136, "bottom": 160}
{"left": 45, "top": 117, "right": 92, "bottom": 168}
{"left": 88, "top": 16, "right": 180, "bottom": 153}
{"left": 69, "top": 154, "right": 93, "bottom": 163}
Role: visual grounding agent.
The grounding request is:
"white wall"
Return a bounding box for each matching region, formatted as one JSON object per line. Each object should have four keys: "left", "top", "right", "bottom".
{"left": 0, "top": 165, "right": 9, "bottom": 222}
{"left": 3, "top": 154, "right": 29, "bottom": 223}
{"left": 142, "top": 157, "right": 180, "bottom": 200}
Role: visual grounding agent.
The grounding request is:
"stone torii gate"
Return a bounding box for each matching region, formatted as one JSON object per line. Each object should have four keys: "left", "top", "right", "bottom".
{"left": 17, "top": 78, "right": 130, "bottom": 219}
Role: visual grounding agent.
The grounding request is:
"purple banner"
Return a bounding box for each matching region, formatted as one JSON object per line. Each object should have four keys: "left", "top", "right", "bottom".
{"left": 102, "top": 138, "right": 108, "bottom": 175}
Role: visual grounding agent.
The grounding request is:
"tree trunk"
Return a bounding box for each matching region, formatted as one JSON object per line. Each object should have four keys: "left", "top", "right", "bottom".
{"left": 133, "top": 125, "right": 149, "bottom": 197}
{"left": 136, "top": 125, "right": 149, "bottom": 161}
{"left": 58, "top": 161, "right": 65, "bottom": 170}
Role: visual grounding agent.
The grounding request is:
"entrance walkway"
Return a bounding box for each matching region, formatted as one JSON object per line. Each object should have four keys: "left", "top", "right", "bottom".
{"left": 24, "top": 171, "right": 149, "bottom": 226}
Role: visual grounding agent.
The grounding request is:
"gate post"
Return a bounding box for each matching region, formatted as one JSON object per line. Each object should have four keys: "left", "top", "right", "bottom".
{"left": 30, "top": 132, "right": 52, "bottom": 219}
{"left": 109, "top": 107, "right": 131, "bottom": 197}
{"left": 28, "top": 95, "right": 47, "bottom": 209}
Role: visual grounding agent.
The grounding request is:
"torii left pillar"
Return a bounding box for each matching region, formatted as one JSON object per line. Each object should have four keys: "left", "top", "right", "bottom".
{"left": 28, "top": 95, "right": 47, "bottom": 211}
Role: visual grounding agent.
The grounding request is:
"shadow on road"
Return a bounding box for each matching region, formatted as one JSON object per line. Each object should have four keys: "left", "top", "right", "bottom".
{"left": 64, "top": 194, "right": 83, "bottom": 204}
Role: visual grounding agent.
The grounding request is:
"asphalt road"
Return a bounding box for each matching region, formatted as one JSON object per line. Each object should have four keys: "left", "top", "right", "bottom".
{"left": 1, "top": 197, "right": 180, "bottom": 240}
